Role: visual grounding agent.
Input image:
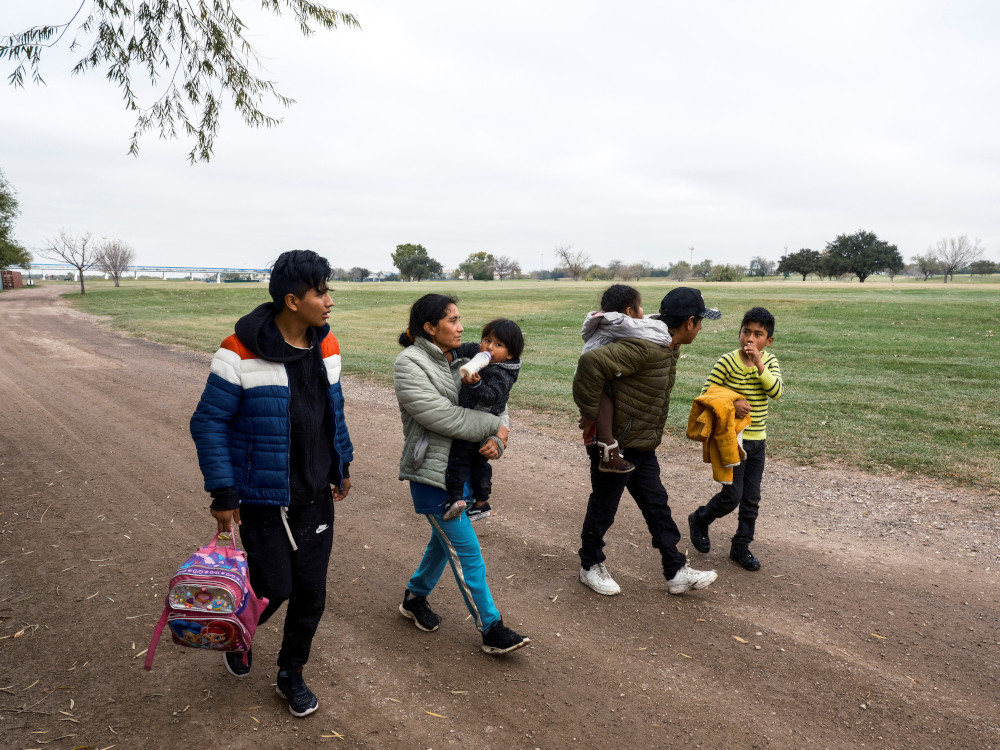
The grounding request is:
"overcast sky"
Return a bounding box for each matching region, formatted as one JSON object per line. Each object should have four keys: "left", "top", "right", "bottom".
{"left": 3, "top": 1, "right": 999, "bottom": 274}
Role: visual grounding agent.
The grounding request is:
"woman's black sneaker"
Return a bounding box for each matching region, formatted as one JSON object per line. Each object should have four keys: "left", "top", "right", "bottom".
{"left": 276, "top": 667, "right": 319, "bottom": 717}
{"left": 399, "top": 589, "right": 441, "bottom": 632}
{"left": 481, "top": 618, "right": 530, "bottom": 655}
{"left": 223, "top": 648, "right": 252, "bottom": 678}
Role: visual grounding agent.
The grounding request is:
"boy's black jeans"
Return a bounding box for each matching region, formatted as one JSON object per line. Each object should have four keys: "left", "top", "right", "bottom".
{"left": 579, "top": 447, "right": 687, "bottom": 580}
{"left": 693, "top": 438, "right": 766, "bottom": 546}
{"left": 238, "top": 490, "right": 334, "bottom": 670}
{"left": 445, "top": 438, "right": 492, "bottom": 503}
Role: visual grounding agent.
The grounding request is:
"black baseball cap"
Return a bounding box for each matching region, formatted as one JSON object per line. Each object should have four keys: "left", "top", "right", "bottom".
{"left": 658, "top": 287, "right": 721, "bottom": 320}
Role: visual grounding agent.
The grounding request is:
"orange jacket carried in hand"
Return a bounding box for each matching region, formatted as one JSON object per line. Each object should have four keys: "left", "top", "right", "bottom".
{"left": 686, "top": 385, "right": 752, "bottom": 485}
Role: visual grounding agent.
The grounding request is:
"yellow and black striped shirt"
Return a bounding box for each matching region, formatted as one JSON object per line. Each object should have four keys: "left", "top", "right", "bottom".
{"left": 700, "top": 349, "right": 783, "bottom": 440}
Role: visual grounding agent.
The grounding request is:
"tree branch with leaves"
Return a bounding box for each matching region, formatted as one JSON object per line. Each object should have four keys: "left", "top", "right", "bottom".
{"left": 1, "top": 1, "right": 360, "bottom": 162}
{"left": 0, "top": 168, "right": 31, "bottom": 270}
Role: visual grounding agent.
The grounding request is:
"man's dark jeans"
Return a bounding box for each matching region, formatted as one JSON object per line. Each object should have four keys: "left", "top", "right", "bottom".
{"left": 579, "top": 446, "right": 686, "bottom": 580}
{"left": 693, "top": 438, "right": 766, "bottom": 545}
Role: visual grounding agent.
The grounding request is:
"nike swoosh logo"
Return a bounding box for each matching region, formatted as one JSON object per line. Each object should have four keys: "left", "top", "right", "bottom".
{"left": 315, "top": 524, "right": 329, "bottom": 534}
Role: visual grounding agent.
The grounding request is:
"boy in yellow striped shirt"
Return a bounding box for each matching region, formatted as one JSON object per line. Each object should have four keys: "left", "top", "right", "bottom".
{"left": 688, "top": 307, "right": 783, "bottom": 571}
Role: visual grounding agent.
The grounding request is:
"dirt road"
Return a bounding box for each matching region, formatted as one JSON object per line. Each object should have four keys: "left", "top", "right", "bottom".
{"left": 1, "top": 285, "right": 997, "bottom": 750}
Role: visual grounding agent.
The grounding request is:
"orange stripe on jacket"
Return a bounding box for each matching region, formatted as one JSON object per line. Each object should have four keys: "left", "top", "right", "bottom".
{"left": 220, "top": 334, "right": 259, "bottom": 360}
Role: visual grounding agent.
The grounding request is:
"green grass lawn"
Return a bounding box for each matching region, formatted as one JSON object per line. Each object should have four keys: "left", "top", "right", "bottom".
{"left": 66, "top": 278, "right": 999, "bottom": 493}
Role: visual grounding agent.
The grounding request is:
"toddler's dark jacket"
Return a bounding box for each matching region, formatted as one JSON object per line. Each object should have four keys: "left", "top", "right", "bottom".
{"left": 453, "top": 342, "right": 520, "bottom": 417}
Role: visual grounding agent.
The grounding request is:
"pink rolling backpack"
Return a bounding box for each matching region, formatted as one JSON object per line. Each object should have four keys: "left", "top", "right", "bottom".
{"left": 145, "top": 532, "right": 268, "bottom": 670}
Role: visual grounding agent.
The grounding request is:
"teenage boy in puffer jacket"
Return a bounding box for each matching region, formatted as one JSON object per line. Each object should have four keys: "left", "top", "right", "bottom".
{"left": 190, "top": 249, "right": 354, "bottom": 719}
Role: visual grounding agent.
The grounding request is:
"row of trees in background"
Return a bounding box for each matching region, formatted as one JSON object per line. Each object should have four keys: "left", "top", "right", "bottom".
{"left": 777, "top": 231, "right": 903, "bottom": 283}
{"left": 391, "top": 244, "right": 524, "bottom": 282}
{"left": 779, "top": 232, "right": 989, "bottom": 283}
{"left": 386, "top": 231, "right": 992, "bottom": 284}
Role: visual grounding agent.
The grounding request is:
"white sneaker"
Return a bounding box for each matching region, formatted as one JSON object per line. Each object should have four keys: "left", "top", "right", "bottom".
{"left": 579, "top": 563, "right": 621, "bottom": 595}
{"left": 666, "top": 563, "right": 718, "bottom": 595}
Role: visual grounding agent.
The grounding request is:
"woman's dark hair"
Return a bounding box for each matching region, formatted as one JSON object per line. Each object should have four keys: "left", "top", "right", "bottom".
{"left": 742, "top": 306, "right": 775, "bottom": 337}
{"left": 481, "top": 318, "right": 524, "bottom": 360}
{"left": 399, "top": 294, "right": 459, "bottom": 347}
{"left": 600, "top": 284, "right": 641, "bottom": 314}
{"left": 269, "top": 250, "right": 332, "bottom": 307}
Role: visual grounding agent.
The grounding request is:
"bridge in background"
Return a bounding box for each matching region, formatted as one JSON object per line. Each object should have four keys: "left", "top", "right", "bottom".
{"left": 25, "top": 263, "right": 270, "bottom": 283}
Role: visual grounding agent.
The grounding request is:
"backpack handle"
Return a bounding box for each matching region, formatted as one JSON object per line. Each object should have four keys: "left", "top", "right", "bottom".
{"left": 209, "top": 530, "right": 246, "bottom": 560}
{"left": 210, "top": 531, "right": 238, "bottom": 550}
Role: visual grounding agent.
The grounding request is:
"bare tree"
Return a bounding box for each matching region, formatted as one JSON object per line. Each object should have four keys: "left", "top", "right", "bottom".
{"left": 932, "top": 236, "right": 984, "bottom": 283}
{"left": 40, "top": 231, "right": 97, "bottom": 294}
{"left": 492, "top": 255, "right": 521, "bottom": 281}
{"left": 554, "top": 244, "right": 589, "bottom": 281}
{"left": 96, "top": 238, "right": 135, "bottom": 287}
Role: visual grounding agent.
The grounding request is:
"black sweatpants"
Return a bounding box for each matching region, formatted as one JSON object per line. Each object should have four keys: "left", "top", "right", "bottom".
{"left": 579, "top": 446, "right": 687, "bottom": 580}
{"left": 237, "top": 491, "right": 334, "bottom": 670}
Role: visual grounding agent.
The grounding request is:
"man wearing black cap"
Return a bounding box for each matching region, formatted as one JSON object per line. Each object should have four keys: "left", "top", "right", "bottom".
{"left": 573, "top": 287, "right": 721, "bottom": 596}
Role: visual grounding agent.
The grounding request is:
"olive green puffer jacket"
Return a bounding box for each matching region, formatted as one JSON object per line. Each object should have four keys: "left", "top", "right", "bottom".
{"left": 394, "top": 337, "right": 506, "bottom": 490}
{"left": 572, "top": 338, "right": 680, "bottom": 451}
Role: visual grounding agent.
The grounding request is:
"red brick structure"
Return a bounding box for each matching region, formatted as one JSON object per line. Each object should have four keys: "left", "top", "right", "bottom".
{"left": 1, "top": 270, "right": 24, "bottom": 289}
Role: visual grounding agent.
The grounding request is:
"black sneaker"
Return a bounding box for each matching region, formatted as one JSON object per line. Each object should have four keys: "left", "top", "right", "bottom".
{"left": 688, "top": 511, "right": 711, "bottom": 554}
{"left": 730, "top": 543, "right": 761, "bottom": 571}
{"left": 466, "top": 501, "right": 493, "bottom": 521}
{"left": 276, "top": 667, "right": 318, "bottom": 717}
{"left": 481, "top": 618, "right": 530, "bottom": 655}
{"left": 399, "top": 589, "right": 441, "bottom": 632}
{"left": 223, "top": 649, "right": 252, "bottom": 678}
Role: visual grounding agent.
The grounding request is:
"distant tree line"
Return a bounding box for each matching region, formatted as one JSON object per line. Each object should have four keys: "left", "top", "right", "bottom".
{"left": 378, "top": 232, "right": 994, "bottom": 284}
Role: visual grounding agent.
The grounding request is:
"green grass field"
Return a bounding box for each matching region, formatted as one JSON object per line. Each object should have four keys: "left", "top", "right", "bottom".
{"left": 63, "top": 278, "right": 999, "bottom": 493}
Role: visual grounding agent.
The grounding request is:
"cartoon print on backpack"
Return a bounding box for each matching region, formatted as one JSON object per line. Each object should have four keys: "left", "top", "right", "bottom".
{"left": 170, "top": 619, "right": 237, "bottom": 649}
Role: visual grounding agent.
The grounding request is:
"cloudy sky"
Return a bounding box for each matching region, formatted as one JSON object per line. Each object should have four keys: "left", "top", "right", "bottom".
{"left": 2, "top": 1, "right": 999, "bottom": 274}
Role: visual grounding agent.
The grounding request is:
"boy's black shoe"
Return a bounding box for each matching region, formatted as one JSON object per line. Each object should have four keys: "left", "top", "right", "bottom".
{"left": 399, "top": 589, "right": 441, "bottom": 632}
{"left": 730, "top": 543, "right": 761, "bottom": 571}
{"left": 223, "top": 648, "right": 252, "bottom": 678}
{"left": 688, "top": 511, "right": 711, "bottom": 554}
{"left": 276, "top": 667, "right": 319, "bottom": 717}
{"left": 481, "top": 618, "right": 530, "bottom": 655}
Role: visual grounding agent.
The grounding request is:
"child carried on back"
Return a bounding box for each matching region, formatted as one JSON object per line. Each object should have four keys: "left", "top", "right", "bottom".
{"left": 580, "top": 285, "right": 672, "bottom": 473}
{"left": 443, "top": 318, "right": 525, "bottom": 521}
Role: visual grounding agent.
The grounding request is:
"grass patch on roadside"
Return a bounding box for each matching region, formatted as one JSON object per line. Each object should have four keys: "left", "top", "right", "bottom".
{"left": 69, "top": 279, "right": 999, "bottom": 492}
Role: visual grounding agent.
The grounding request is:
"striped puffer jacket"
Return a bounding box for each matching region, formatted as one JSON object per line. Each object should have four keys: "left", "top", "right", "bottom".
{"left": 190, "top": 328, "right": 353, "bottom": 506}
